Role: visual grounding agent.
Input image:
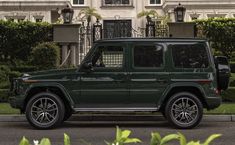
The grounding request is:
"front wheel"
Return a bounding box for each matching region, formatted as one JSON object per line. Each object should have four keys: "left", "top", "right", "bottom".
{"left": 25, "top": 92, "right": 65, "bottom": 129}
{"left": 165, "top": 92, "right": 203, "bottom": 129}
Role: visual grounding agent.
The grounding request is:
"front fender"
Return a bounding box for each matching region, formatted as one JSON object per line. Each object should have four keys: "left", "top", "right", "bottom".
{"left": 25, "top": 82, "right": 75, "bottom": 107}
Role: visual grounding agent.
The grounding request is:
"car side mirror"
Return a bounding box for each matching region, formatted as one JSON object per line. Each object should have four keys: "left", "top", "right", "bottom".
{"left": 82, "top": 62, "right": 93, "bottom": 71}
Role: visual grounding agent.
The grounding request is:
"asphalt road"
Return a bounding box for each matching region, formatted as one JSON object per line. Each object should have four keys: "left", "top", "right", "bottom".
{"left": 0, "top": 120, "right": 234, "bottom": 145}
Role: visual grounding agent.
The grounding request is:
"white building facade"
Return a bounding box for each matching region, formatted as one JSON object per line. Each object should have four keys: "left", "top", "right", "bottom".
{"left": 1, "top": 0, "right": 235, "bottom": 66}
{"left": 1, "top": 0, "right": 235, "bottom": 28}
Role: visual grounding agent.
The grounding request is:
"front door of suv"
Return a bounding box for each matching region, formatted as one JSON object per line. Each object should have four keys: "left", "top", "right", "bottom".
{"left": 128, "top": 42, "right": 169, "bottom": 109}
{"left": 77, "top": 43, "right": 129, "bottom": 110}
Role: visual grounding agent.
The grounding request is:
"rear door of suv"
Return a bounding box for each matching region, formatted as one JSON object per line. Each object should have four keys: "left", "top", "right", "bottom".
{"left": 128, "top": 41, "right": 170, "bottom": 109}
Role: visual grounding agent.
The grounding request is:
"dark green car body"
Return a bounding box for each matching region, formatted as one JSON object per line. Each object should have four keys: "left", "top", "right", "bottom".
{"left": 10, "top": 38, "right": 228, "bottom": 129}
{"left": 9, "top": 38, "right": 221, "bottom": 114}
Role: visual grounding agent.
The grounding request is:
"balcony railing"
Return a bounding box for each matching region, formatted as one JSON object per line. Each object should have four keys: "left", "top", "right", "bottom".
{"left": 101, "top": 0, "right": 133, "bottom": 7}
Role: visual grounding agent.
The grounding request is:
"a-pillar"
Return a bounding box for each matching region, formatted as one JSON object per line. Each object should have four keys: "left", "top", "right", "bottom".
{"left": 70, "top": 44, "right": 77, "bottom": 66}
{"left": 61, "top": 44, "right": 69, "bottom": 66}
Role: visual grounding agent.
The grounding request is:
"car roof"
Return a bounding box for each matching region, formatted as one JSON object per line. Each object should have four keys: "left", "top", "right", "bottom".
{"left": 95, "top": 38, "right": 207, "bottom": 43}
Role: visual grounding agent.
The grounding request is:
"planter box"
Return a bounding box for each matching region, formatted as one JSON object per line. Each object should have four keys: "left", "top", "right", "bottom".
{"left": 168, "top": 22, "right": 196, "bottom": 38}
{"left": 53, "top": 24, "right": 81, "bottom": 43}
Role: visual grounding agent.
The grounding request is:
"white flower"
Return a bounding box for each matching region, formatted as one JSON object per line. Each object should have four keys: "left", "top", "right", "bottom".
{"left": 33, "top": 140, "right": 39, "bottom": 145}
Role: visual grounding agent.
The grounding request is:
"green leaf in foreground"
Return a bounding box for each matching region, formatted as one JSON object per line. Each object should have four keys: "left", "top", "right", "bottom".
{"left": 160, "top": 134, "right": 179, "bottom": 145}
{"left": 64, "top": 133, "right": 71, "bottom": 145}
{"left": 202, "top": 134, "right": 222, "bottom": 145}
{"left": 19, "top": 137, "right": 30, "bottom": 145}
{"left": 40, "top": 138, "right": 51, "bottom": 145}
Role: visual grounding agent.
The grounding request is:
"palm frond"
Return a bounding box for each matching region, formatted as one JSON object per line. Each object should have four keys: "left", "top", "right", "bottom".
{"left": 137, "top": 10, "right": 159, "bottom": 18}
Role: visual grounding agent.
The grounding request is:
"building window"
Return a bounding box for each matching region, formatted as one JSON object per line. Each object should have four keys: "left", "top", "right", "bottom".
{"left": 34, "top": 16, "right": 44, "bottom": 22}
{"left": 103, "top": 20, "right": 132, "bottom": 38}
{"left": 102, "top": 0, "right": 132, "bottom": 6}
{"left": 73, "top": 0, "right": 84, "bottom": 5}
{"left": 7, "top": 18, "right": 14, "bottom": 22}
{"left": 17, "top": 18, "right": 25, "bottom": 22}
{"left": 105, "top": 0, "right": 129, "bottom": 4}
{"left": 150, "top": 0, "right": 161, "bottom": 5}
{"left": 35, "top": 18, "right": 43, "bottom": 22}
{"left": 5, "top": 16, "right": 26, "bottom": 22}
{"left": 190, "top": 13, "right": 200, "bottom": 20}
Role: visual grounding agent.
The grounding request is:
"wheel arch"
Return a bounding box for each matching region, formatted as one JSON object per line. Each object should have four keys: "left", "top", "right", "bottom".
{"left": 159, "top": 83, "right": 208, "bottom": 111}
{"left": 23, "top": 83, "right": 74, "bottom": 113}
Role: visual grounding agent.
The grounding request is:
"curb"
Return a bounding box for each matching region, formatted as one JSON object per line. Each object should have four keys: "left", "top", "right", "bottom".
{"left": 0, "top": 114, "right": 234, "bottom": 122}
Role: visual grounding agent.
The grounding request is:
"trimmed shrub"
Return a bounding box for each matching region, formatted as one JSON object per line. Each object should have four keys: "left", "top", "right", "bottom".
{"left": 8, "top": 71, "right": 22, "bottom": 81}
{"left": 10, "top": 66, "right": 37, "bottom": 73}
{"left": 230, "top": 62, "right": 235, "bottom": 73}
{"left": 30, "top": 42, "right": 60, "bottom": 70}
{"left": 0, "top": 89, "right": 9, "bottom": 102}
{"left": 196, "top": 18, "right": 235, "bottom": 59}
{"left": 221, "top": 87, "right": 235, "bottom": 102}
{"left": 0, "top": 20, "right": 52, "bottom": 63}
{"left": 0, "top": 65, "right": 10, "bottom": 82}
{"left": 0, "top": 65, "right": 10, "bottom": 89}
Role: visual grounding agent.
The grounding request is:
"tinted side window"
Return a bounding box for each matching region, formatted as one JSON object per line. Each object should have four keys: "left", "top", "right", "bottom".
{"left": 172, "top": 44, "right": 209, "bottom": 68}
{"left": 92, "top": 45, "right": 124, "bottom": 68}
{"left": 134, "top": 45, "right": 163, "bottom": 68}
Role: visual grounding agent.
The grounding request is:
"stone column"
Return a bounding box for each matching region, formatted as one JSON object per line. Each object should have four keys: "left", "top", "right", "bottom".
{"left": 70, "top": 44, "right": 77, "bottom": 66}
{"left": 61, "top": 44, "right": 68, "bottom": 66}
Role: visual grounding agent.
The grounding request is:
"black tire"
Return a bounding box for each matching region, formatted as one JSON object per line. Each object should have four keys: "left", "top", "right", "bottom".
{"left": 165, "top": 92, "right": 203, "bottom": 129}
{"left": 161, "top": 110, "right": 166, "bottom": 119}
{"left": 25, "top": 92, "right": 65, "bottom": 129}
{"left": 63, "top": 107, "right": 73, "bottom": 121}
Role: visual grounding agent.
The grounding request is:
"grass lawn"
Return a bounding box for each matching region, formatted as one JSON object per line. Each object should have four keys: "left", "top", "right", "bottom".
{"left": 205, "top": 103, "right": 235, "bottom": 114}
{"left": 0, "top": 103, "right": 235, "bottom": 115}
{"left": 0, "top": 103, "right": 20, "bottom": 114}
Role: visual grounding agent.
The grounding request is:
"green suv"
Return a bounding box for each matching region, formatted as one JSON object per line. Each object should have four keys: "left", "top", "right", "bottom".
{"left": 9, "top": 38, "right": 230, "bottom": 129}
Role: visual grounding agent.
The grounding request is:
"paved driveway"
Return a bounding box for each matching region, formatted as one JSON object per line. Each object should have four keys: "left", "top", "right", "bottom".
{"left": 0, "top": 121, "right": 234, "bottom": 145}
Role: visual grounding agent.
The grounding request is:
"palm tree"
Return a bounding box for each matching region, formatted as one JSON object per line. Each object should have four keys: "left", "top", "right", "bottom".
{"left": 137, "top": 10, "right": 171, "bottom": 24}
{"left": 137, "top": 10, "right": 159, "bottom": 20}
{"left": 77, "top": 7, "right": 102, "bottom": 27}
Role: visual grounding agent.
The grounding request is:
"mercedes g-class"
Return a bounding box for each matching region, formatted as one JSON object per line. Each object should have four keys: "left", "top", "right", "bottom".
{"left": 9, "top": 38, "right": 230, "bottom": 129}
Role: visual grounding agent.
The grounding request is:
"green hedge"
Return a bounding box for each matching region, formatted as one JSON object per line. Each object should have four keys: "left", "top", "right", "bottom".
{"left": 221, "top": 87, "right": 235, "bottom": 102}
{"left": 196, "top": 18, "right": 235, "bottom": 59}
{"left": 0, "top": 20, "right": 52, "bottom": 63}
{"left": 10, "top": 66, "right": 38, "bottom": 73}
{"left": 0, "top": 89, "right": 9, "bottom": 103}
{"left": 230, "top": 62, "right": 235, "bottom": 73}
{"left": 30, "top": 42, "right": 60, "bottom": 70}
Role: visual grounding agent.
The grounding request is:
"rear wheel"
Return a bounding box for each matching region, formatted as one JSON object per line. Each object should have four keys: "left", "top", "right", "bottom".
{"left": 165, "top": 92, "right": 203, "bottom": 129}
{"left": 25, "top": 92, "right": 65, "bottom": 129}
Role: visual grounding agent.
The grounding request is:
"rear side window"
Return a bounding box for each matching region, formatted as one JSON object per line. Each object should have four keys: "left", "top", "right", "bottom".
{"left": 134, "top": 44, "right": 164, "bottom": 68}
{"left": 172, "top": 43, "right": 209, "bottom": 68}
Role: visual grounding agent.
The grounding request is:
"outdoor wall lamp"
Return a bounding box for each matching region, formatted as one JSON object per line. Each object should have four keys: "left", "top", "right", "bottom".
{"left": 174, "top": 3, "right": 186, "bottom": 22}
{"left": 61, "top": 5, "right": 74, "bottom": 24}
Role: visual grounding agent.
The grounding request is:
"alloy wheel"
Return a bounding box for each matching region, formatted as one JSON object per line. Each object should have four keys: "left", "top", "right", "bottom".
{"left": 30, "top": 97, "right": 59, "bottom": 125}
{"left": 170, "top": 97, "right": 199, "bottom": 125}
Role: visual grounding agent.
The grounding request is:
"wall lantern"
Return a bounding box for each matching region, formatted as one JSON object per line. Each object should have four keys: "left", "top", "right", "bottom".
{"left": 174, "top": 3, "right": 186, "bottom": 22}
{"left": 61, "top": 5, "right": 74, "bottom": 24}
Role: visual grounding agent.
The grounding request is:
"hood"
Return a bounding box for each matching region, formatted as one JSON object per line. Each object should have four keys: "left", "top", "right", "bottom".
{"left": 22, "top": 68, "right": 77, "bottom": 79}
